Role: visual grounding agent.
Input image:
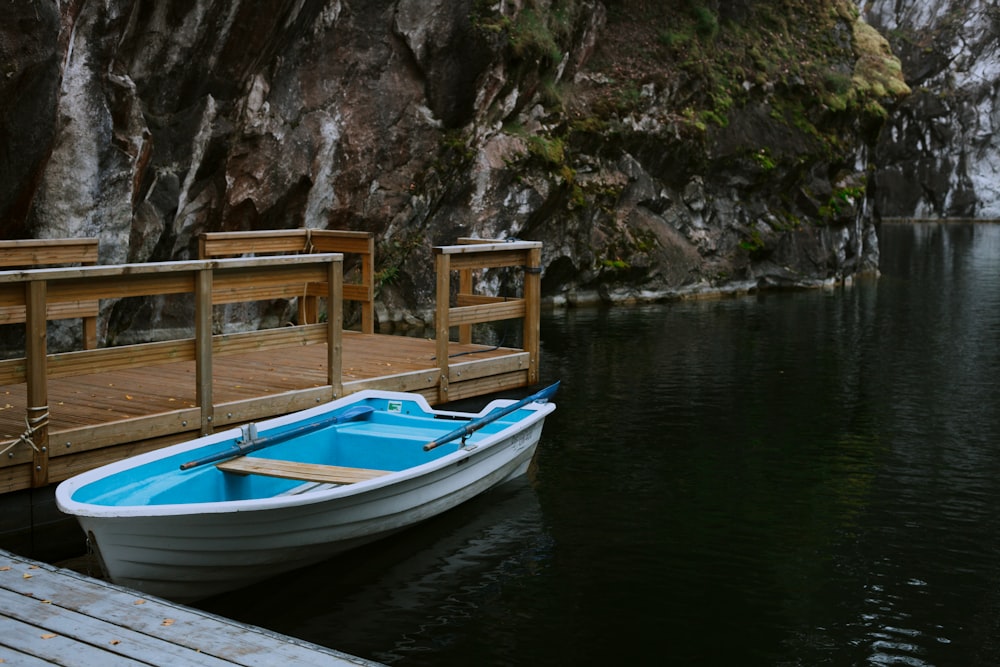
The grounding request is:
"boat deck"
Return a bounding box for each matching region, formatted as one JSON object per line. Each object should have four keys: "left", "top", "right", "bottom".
{"left": 0, "top": 331, "right": 524, "bottom": 494}
{"left": 0, "top": 549, "right": 382, "bottom": 666}
{"left": 0, "top": 331, "right": 516, "bottom": 438}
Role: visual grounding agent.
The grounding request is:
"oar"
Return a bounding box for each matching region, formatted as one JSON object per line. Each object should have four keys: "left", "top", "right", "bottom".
{"left": 423, "top": 381, "right": 560, "bottom": 452}
{"left": 180, "top": 405, "right": 375, "bottom": 470}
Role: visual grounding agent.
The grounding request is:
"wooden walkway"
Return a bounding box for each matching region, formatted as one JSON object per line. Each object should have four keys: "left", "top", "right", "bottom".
{"left": 0, "top": 332, "right": 525, "bottom": 491}
{"left": 0, "top": 549, "right": 382, "bottom": 666}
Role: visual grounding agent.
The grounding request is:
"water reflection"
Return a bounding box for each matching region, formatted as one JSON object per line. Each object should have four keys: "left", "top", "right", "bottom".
{"left": 823, "top": 223, "right": 1000, "bottom": 667}
{"left": 201, "top": 476, "right": 551, "bottom": 664}
{"left": 199, "top": 223, "right": 1000, "bottom": 666}
{"left": 536, "top": 294, "right": 893, "bottom": 664}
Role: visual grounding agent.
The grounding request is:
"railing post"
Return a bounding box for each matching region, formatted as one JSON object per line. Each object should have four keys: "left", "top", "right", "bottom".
{"left": 458, "top": 267, "right": 473, "bottom": 344}
{"left": 25, "top": 279, "right": 49, "bottom": 487}
{"left": 83, "top": 315, "right": 97, "bottom": 350}
{"left": 361, "top": 234, "right": 375, "bottom": 334}
{"left": 523, "top": 246, "right": 542, "bottom": 385}
{"left": 195, "top": 266, "right": 214, "bottom": 435}
{"left": 327, "top": 256, "right": 343, "bottom": 398}
{"left": 435, "top": 251, "right": 451, "bottom": 403}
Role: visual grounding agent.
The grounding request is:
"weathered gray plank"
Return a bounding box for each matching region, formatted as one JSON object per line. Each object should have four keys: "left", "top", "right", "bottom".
{"left": 1, "top": 586, "right": 233, "bottom": 666}
{"left": 0, "top": 642, "right": 62, "bottom": 667}
{"left": 0, "top": 614, "right": 148, "bottom": 666}
{"left": 0, "top": 552, "right": 381, "bottom": 667}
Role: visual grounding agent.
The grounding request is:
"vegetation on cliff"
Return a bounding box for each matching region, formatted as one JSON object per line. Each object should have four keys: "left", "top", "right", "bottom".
{"left": 454, "top": 0, "right": 909, "bottom": 298}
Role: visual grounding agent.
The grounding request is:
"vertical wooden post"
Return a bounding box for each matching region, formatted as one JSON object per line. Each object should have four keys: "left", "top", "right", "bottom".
{"left": 195, "top": 266, "right": 214, "bottom": 435}
{"left": 361, "top": 234, "right": 375, "bottom": 334}
{"left": 81, "top": 238, "right": 99, "bottom": 350}
{"left": 327, "top": 255, "right": 344, "bottom": 398}
{"left": 83, "top": 316, "right": 97, "bottom": 351}
{"left": 458, "top": 267, "right": 473, "bottom": 344}
{"left": 25, "top": 279, "right": 49, "bottom": 487}
{"left": 301, "top": 294, "right": 320, "bottom": 326}
{"left": 435, "top": 251, "right": 451, "bottom": 403}
{"left": 523, "top": 246, "right": 542, "bottom": 385}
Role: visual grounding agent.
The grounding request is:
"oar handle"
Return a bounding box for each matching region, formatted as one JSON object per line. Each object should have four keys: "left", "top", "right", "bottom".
{"left": 180, "top": 405, "right": 374, "bottom": 470}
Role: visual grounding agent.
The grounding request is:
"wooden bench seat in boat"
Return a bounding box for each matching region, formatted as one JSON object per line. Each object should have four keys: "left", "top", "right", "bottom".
{"left": 216, "top": 456, "right": 391, "bottom": 485}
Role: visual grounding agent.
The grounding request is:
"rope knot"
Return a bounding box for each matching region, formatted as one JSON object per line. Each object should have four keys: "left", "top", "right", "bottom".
{"left": 0, "top": 406, "right": 49, "bottom": 458}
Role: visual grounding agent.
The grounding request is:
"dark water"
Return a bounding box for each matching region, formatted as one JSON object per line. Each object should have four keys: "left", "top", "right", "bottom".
{"left": 200, "top": 222, "right": 1000, "bottom": 666}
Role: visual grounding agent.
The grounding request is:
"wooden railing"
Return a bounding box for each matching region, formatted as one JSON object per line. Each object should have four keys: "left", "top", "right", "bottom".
{"left": 0, "top": 239, "right": 100, "bottom": 349}
{"left": 0, "top": 254, "right": 343, "bottom": 488}
{"left": 199, "top": 229, "right": 375, "bottom": 333}
{"left": 433, "top": 239, "right": 541, "bottom": 403}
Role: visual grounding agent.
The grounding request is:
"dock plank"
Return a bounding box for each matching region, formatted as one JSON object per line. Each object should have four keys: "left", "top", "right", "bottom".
{"left": 0, "top": 330, "right": 527, "bottom": 494}
{"left": 1, "top": 613, "right": 158, "bottom": 667}
{"left": 0, "top": 332, "right": 517, "bottom": 436}
{"left": 0, "top": 643, "right": 59, "bottom": 667}
{"left": 0, "top": 551, "right": 382, "bottom": 667}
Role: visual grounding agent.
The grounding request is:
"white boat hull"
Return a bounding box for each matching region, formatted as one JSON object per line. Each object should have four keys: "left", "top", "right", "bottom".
{"left": 56, "top": 389, "right": 554, "bottom": 602}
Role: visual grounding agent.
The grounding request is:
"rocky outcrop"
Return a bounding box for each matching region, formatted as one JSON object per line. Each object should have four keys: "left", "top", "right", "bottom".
{"left": 1, "top": 1, "right": 908, "bottom": 338}
{"left": 863, "top": 0, "right": 1000, "bottom": 218}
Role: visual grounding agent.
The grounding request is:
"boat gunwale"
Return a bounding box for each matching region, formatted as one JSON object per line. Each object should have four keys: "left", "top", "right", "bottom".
{"left": 54, "top": 389, "right": 554, "bottom": 519}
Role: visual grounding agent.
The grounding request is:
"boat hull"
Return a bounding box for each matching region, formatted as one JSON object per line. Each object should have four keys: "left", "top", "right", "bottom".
{"left": 56, "top": 389, "right": 554, "bottom": 602}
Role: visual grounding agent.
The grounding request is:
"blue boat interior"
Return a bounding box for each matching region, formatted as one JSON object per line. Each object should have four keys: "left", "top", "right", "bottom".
{"left": 71, "top": 396, "right": 531, "bottom": 507}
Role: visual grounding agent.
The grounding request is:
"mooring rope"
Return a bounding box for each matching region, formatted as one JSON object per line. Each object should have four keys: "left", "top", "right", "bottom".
{"left": 0, "top": 405, "right": 49, "bottom": 458}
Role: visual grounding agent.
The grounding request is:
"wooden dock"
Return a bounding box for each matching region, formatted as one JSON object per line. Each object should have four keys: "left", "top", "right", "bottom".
{"left": 0, "top": 549, "right": 382, "bottom": 666}
{"left": 0, "top": 232, "right": 542, "bottom": 496}
{"left": 0, "top": 232, "right": 541, "bottom": 661}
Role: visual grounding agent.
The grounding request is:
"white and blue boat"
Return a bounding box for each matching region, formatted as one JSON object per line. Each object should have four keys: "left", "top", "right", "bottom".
{"left": 56, "top": 383, "right": 557, "bottom": 602}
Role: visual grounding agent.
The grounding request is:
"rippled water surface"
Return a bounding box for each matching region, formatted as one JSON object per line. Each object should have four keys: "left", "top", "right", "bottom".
{"left": 201, "top": 222, "right": 1000, "bottom": 666}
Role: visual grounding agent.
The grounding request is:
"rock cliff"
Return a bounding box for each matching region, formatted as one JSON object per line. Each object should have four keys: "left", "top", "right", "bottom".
{"left": 1, "top": 1, "right": 909, "bottom": 336}
{"left": 863, "top": 0, "right": 1000, "bottom": 218}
